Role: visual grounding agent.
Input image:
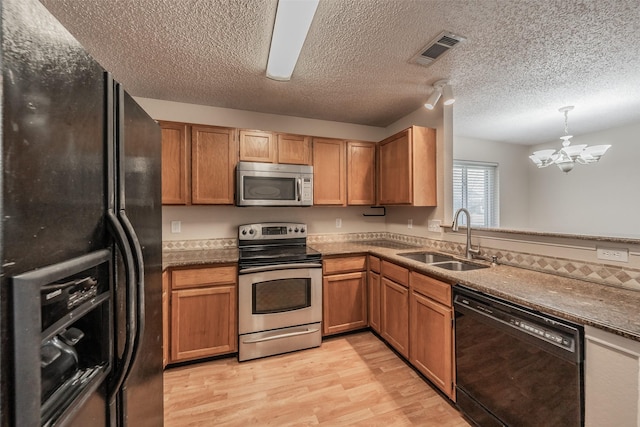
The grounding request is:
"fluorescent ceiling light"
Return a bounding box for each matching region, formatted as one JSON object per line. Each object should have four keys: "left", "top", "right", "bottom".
{"left": 266, "top": 0, "right": 319, "bottom": 81}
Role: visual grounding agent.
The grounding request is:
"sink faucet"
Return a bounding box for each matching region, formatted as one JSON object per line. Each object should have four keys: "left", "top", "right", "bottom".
{"left": 452, "top": 208, "right": 480, "bottom": 259}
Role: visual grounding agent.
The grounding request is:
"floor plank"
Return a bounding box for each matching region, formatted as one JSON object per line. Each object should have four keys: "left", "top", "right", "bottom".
{"left": 164, "top": 331, "right": 470, "bottom": 426}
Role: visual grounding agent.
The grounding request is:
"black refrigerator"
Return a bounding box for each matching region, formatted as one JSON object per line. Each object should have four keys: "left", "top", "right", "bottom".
{"left": 1, "top": 0, "right": 164, "bottom": 426}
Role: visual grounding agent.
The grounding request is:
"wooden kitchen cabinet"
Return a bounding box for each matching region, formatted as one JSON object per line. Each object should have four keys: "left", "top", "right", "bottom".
{"left": 368, "top": 255, "right": 381, "bottom": 334}
{"left": 191, "top": 125, "right": 237, "bottom": 204}
{"left": 381, "top": 261, "right": 410, "bottom": 358}
{"left": 239, "top": 129, "right": 275, "bottom": 163}
{"left": 313, "top": 138, "right": 346, "bottom": 205}
{"left": 160, "top": 121, "right": 237, "bottom": 205}
{"left": 162, "top": 269, "right": 169, "bottom": 368}
{"left": 377, "top": 125, "right": 436, "bottom": 206}
{"left": 322, "top": 256, "right": 368, "bottom": 336}
{"left": 239, "top": 129, "right": 312, "bottom": 165}
{"left": 347, "top": 141, "right": 376, "bottom": 205}
{"left": 409, "top": 271, "right": 454, "bottom": 399}
{"left": 160, "top": 121, "right": 190, "bottom": 204}
{"left": 169, "top": 264, "right": 237, "bottom": 363}
{"left": 277, "top": 133, "right": 312, "bottom": 165}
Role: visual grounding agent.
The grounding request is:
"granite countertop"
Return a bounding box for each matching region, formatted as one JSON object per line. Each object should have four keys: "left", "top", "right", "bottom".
{"left": 310, "top": 241, "right": 640, "bottom": 342}
{"left": 162, "top": 240, "right": 640, "bottom": 342}
{"left": 163, "top": 248, "right": 238, "bottom": 269}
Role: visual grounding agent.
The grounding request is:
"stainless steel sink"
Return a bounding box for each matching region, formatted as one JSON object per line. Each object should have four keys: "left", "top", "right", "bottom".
{"left": 398, "top": 251, "right": 489, "bottom": 271}
{"left": 398, "top": 251, "right": 455, "bottom": 264}
{"left": 430, "top": 261, "right": 488, "bottom": 271}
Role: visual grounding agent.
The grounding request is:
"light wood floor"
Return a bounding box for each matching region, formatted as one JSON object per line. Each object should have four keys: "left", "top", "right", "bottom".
{"left": 164, "top": 331, "right": 470, "bottom": 426}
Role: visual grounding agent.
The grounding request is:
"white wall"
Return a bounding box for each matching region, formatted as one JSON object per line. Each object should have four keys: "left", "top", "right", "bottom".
{"left": 528, "top": 121, "right": 640, "bottom": 237}
{"left": 136, "top": 97, "right": 387, "bottom": 142}
{"left": 163, "top": 205, "right": 386, "bottom": 241}
{"left": 453, "top": 135, "right": 530, "bottom": 230}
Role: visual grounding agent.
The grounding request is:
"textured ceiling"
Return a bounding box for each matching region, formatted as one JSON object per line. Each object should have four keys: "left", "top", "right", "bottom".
{"left": 40, "top": 0, "right": 640, "bottom": 145}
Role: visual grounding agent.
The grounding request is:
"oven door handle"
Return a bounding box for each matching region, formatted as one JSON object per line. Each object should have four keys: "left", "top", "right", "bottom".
{"left": 242, "top": 328, "right": 320, "bottom": 344}
{"left": 239, "top": 263, "right": 322, "bottom": 274}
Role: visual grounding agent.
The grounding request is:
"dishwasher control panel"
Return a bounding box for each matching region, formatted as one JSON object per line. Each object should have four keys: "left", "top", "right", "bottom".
{"left": 455, "top": 291, "right": 577, "bottom": 352}
{"left": 509, "top": 318, "right": 574, "bottom": 350}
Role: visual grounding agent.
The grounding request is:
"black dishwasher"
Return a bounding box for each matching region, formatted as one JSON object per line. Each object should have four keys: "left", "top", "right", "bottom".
{"left": 454, "top": 285, "right": 584, "bottom": 427}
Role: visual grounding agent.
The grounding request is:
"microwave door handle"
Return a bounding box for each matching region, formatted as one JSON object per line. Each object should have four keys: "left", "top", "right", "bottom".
{"left": 296, "top": 178, "right": 302, "bottom": 201}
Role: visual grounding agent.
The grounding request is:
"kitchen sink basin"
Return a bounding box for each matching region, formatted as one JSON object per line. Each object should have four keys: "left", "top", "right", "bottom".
{"left": 430, "top": 261, "right": 488, "bottom": 271}
{"left": 398, "top": 251, "right": 489, "bottom": 271}
{"left": 398, "top": 251, "right": 455, "bottom": 264}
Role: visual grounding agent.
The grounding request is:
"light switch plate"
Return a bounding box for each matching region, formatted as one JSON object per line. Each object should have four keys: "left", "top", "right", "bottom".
{"left": 335, "top": 218, "right": 342, "bottom": 228}
{"left": 171, "top": 220, "right": 181, "bottom": 233}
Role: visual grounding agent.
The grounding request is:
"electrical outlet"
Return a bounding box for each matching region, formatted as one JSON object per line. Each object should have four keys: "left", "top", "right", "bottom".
{"left": 408, "top": 219, "right": 413, "bottom": 229}
{"left": 171, "top": 220, "right": 181, "bottom": 233}
{"left": 597, "top": 247, "right": 628, "bottom": 262}
{"left": 427, "top": 220, "right": 442, "bottom": 232}
{"left": 335, "top": 218, "right": 342, "bottom": 228}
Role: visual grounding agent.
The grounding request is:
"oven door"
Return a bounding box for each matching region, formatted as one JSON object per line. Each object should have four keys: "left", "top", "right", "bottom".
{"left": 238, "top": 263, "right": 322, "bottom": 335}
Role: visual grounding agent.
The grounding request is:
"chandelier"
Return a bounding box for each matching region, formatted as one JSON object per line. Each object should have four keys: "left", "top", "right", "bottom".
{"left": 529, "top": 106, "right": 611, "bottom": 173}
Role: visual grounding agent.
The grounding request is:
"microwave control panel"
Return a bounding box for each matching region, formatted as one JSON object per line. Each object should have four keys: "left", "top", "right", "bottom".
{"left": 301, "top": 178, "right": 312, "bottom": 202}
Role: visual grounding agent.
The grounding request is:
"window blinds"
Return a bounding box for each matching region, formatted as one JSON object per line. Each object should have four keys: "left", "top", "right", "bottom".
{"left": 453, "top": 161, "right": 498, "bottom": 227}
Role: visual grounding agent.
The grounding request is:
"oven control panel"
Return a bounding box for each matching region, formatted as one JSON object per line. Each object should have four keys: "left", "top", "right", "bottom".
{"left": 239, "top": 222, "right": 307, "bottom": 240}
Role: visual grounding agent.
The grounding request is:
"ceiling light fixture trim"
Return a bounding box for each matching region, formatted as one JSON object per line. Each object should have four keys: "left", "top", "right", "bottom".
{"left": 424, "top": 79, "right": 455, "bottom": 110}
{"left": 529, "top": 106, "right": 611, "bottom": 173}
{"left": 266, "top": 0, "right": 319, "bottom": 82}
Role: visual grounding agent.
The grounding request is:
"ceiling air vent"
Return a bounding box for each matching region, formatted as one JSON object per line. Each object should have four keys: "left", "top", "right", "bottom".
{"left": 411, "top": 31, "right": 466, "bottom": 67}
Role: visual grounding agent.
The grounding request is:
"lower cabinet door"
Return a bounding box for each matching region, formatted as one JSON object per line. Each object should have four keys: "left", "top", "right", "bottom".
{"left": 368, "top": 270, "right": 381, "bottom": 333}
{"left": 381, "top": 278, "right": 409, "bottom": 358}
{"left": 171, "top": 285, "right": 237, "bottom": 362}
{"left": 323, "top": 271, "right": 368, "bottom": 335}
{"left": 410, "top": 290, "right": 454, "bottom": 399}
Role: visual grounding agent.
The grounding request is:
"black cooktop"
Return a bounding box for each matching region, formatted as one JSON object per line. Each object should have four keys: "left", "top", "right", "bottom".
{"left": 239, "top": 244, "right": 321, "bottom": 268}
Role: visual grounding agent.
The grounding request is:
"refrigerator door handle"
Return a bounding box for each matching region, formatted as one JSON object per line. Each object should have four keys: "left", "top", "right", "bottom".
{"left": 106, "top": 211, "right": 137, "bottom": 405}
{"left": 112, "top": 81, "right": 146, "bottom": 397}
{"left": 117, "top": 210, "right": 145, "bottom": 383}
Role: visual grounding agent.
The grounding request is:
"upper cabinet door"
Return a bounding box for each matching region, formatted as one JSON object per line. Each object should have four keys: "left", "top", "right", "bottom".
{"left": 277, "top": 133, "right": 312, "bottom": 165}
{"left": 347, "top": 141, "right": 376, "bottom": 205}
{"left": 313, "top": 138, "right": 346, "bottom": 206}
{"left": 378, "top": 126, "right": 436, "bottom": 206}
{"left": 191, "top": 125, "right": 237, "bottom": 204}
{"left": 239, "top": 129, "right": 275, "bottom": 163}
{"left": 160, "top": 121, "right": 190, "bottom": 205}
{"left": 378, "top": 130, "right": 412, "bottom": 204}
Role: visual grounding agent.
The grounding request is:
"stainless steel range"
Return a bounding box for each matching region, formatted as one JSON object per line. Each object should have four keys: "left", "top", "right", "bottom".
{"left": 237, "top": 222, "right": 322, "bottom": 362}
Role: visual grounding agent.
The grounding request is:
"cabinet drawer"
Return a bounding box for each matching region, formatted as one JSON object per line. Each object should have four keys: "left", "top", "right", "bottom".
{"left": 323, "top": 256, "right": 367, "bottom": 275}
{"left": 171, "top": 265, "right": 237, "bottom": 289}
{"left": 382, "top": 261, "right": 409, "bottom": 287}
{"left": 369, "top": 256, "right": 381, "bottom": 273}
{"left": 410, "top": 272, "right": 451, "bottom": 306}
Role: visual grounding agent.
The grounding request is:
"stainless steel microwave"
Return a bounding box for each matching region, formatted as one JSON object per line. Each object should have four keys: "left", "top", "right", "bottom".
{"left": 236, "top": 161, "right": 313, "bottom": 207}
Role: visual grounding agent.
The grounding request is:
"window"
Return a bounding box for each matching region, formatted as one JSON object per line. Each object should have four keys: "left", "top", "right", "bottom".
{"left": 453, "top": 161, "right": 498, "bottom": 227}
